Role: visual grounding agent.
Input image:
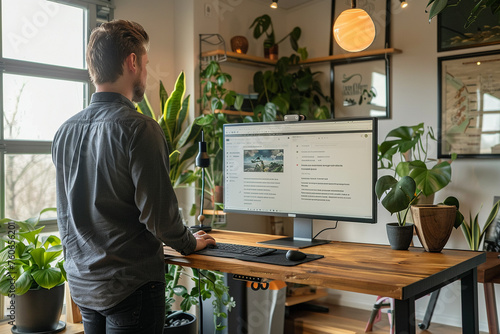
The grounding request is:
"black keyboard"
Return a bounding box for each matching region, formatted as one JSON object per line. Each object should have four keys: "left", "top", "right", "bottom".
{"left": 203, "top": 243, "right": 277, "bottom": 257}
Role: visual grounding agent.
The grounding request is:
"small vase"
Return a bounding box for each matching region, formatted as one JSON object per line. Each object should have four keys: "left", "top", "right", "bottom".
{"left": 230, "top": 36, "right": 248, "bottom": 54}
{"left": 411, "top": 204, "right": 456, "bottom": 252}
{"left": 264, "top": 44, "right": 278, "bottom": 60}
{"left": 386, "top": 223, "right": 414, "bottom": 250}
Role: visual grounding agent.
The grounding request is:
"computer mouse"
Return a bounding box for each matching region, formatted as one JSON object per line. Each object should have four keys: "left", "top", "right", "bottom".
{"left": 286, "top": 249, "right": 307, "bottom": 261}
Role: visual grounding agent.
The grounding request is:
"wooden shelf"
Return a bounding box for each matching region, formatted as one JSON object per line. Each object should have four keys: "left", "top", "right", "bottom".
{"left": 202, "top": 109, "right": 253, "bottom": 116}
{"left": 285, "top": 288, "right": 328, "bottom": 307}
{"left": 204, "top": 209, "right": 226, "bottom": 216}
{"left": 201, "top": 48, "right": 402, "bottom": 67}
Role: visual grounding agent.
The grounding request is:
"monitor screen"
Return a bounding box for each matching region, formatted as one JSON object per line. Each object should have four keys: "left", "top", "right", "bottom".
{"left": 223, "top": 118, "right": 377, "bottom": 248}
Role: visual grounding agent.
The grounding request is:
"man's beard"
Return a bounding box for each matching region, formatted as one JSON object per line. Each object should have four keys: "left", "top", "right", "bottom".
{"left": 132, "top": 75, "right": 146, "bottom": 103}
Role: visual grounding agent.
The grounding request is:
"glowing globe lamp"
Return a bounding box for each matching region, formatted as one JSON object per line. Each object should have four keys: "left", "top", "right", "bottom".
{"left": 333, "top": 8, "right": 376, "bottom": 52}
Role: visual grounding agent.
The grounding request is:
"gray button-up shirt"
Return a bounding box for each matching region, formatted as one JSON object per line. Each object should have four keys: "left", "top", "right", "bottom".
{"left": 52, "top": 92, "right": 196, "bottom": 310}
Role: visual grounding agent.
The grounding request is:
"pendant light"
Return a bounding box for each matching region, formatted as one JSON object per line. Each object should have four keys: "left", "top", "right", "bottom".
{"left": 270, "top": 0, "right": 278, "bottom": 9}
{"left": 333, "top": 0, "right": 375, "bottom": 52}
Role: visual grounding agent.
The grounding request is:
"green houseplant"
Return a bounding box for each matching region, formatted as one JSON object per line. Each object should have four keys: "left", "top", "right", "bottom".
{"left": 249, "top": 14, "right": 307, "bottom": 60}
{"left": 250, "top": 55, "right": 331, "bottom": 121}
{"left": 0, "top": 207, "right": 66, "bottom": 332}
{"left": 427, "top": 0, "right": 499, "bottom": 27}
{"left": 443, "top": 196, "right": 500, "bottom": 251}
{"left": 376, "top": 123, "right": 455, "bottom": 250}
{"left": 196, "top": 61, "right": 243, "bottom": 214}
{"left": 136, "top": 72, "right": 201, "bottom": 190}
{"left": 164, "top": 265, "right": 234, "bottom": 332}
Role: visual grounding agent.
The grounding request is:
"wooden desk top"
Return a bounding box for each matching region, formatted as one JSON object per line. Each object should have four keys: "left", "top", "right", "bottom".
{"left": 164, "top": 230, "right": 486, "bottom": 300}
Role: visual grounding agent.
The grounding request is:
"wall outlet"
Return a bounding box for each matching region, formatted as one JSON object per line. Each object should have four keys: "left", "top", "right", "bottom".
{"left": 204, "top": 3, "right": 213, "bottom": 17}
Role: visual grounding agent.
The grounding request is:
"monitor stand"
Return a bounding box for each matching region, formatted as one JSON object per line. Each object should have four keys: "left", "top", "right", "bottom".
{"left": 257, "top": 218, "right": 329, "bottom": 249}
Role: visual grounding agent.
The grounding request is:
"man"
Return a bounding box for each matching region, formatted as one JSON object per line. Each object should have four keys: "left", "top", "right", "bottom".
{"left": 52, "top": 20, "right": 215, "bottom": 334}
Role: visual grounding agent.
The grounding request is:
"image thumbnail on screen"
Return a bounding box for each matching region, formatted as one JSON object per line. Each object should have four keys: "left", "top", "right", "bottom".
{"left": 244, "top": 149, "right": 284, "bottom": 173}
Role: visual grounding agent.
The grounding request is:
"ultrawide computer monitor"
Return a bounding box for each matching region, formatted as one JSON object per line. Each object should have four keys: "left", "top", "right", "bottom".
{"left": 223, "top": 117, "right": 378, "bottom": 248}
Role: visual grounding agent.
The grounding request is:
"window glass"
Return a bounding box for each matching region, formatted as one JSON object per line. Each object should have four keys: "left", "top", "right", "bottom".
{"left": 4, "top": 154, "right": 56, "bottom": 219}
{"left": 2, "top": 0, "right": 86, "bottom": 69}
{"left": 3, "top": 73, "right": 86, "bottom": 140}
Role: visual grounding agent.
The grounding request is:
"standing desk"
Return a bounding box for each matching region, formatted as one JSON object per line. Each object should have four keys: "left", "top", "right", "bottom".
{"left": 164, "top": 230, "right": 486, "bottom": 334}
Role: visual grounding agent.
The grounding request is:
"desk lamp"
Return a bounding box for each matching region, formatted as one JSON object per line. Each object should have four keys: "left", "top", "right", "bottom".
{"left": 190, "top": 131, "right": 212, "bottom": 233}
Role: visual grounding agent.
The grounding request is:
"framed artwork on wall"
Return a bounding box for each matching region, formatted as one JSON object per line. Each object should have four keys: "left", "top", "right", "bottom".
{"left": 333, "top": 57, "right": 389, "bottom": 119}
{"left": 438, "top": 50, "right": 500, "bottom": 158}
{"left": 331, "top": 0, "right": 390, "bottom": 55}
{"left": 438, "top": 3, "right": 500, "bottom": 52}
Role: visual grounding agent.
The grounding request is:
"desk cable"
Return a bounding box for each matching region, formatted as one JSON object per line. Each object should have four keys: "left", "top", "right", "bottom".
{"left": 312, "top": 221, "right": 338, "bottom": 240}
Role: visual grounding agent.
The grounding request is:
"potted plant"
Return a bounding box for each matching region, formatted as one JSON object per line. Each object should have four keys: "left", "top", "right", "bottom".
{"left": 164, "top": 265, "right": 234, "bottom": 333}
{"left": 0, "top": 208, "right": 67, "bottom": 333}
{"left": 442, "top": 196, "right": 500, "bottom": 251}
{"left": 249, "top": 14, "right": 307, "bottom": 60}
{"left": 250, "top": 55, "right": 331, "bottom": 121}
{"left": 376, "top": 123, "right": 455, "bottom": 250}
{"left": 196, "top": 61, "right": 243, "bottom": 216}
{"left": 136, "top": 72, "right": 202, "bottom": 191}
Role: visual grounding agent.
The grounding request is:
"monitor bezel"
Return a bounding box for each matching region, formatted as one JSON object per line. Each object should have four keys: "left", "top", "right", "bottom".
{"left": 222, "top": 117, "right": 378, "bottom": 225}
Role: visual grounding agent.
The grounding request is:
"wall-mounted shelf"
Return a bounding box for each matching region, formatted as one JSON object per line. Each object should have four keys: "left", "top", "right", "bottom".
{"left": 202, "top": 109, "right": 254, "bottom": 117}
{"left": 201, "top": 48, "right": 402, "bottom": 67}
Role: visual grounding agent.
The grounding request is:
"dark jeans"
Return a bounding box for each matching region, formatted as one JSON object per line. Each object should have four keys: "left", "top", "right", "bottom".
{"left": 78, "top": 281, "right": 165, "bottom": 334}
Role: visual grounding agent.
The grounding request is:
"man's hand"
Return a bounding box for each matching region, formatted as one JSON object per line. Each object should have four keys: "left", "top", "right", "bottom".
{"left": 193, "top": 230, "right": 216, "bottom": 251}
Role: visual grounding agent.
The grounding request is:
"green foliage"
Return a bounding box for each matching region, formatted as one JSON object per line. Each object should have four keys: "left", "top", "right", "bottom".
{"left": 249, "top": 55, "right": 331, "bottom": 121}
{"left": 165, "top": 265, "right": 234, "bottom": 331}
{"left": 376, "top": 123, "right": 455, "bottom": 226}
{"left": 249, "top": 14, "right": 307, "bottom": 59}
{"left": 426, "top": 0, "right": 500, "bottom": 28}
{"left": 136, "top": 72, "right": 202, "bottom": 188}
{"left": 443, "top": 196, "right": 500, "bottom": 251}
{"left": 197, "top": 61, "right": 243, "bottom": 210}
{"left": 0, "top": 208, "right": 65, "bottom": 296}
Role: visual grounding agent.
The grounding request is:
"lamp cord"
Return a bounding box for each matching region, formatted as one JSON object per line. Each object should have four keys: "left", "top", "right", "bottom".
{"left": 312, "top": 221, "right": 338, "bottom": 240}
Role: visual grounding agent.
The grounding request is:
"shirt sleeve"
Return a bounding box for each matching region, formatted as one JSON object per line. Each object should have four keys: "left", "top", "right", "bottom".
{"left": 128, "top": 119, "right": 197, "bottom": 255}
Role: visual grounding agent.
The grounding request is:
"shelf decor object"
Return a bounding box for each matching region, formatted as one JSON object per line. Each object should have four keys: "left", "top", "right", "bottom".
{"left": 438, "top": 1, "right": 500, "bottom": 52}
{"left": 438, "top": 50, "right": 500, "bottom": 158}
{"left": 333, "top": 57, "right": 389, "bottom": 118}
{"left": 230, "top": 35, "right": 249, "bottom": 54}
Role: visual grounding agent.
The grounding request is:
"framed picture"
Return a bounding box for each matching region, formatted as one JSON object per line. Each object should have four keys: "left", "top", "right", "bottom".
{"left": 333, "top": 57, "right": 389, "bottom": 118}
{"left": 438, "top": 2, "right": 500, "bottom": 52}
{"left": 331, "top": 0, "right": 390, "bottom": 55}
{"left": 438, "top": 50, "right": 500, "bottom": 158}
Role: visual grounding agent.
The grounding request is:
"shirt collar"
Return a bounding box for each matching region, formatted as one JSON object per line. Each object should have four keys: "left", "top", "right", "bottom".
{"left": 90, "top": 92, "right": 135, "bottom": 109}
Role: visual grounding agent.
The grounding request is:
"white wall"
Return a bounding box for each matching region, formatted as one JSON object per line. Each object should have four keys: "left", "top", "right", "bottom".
{"left": 115, "top": 0, "right": 500, "bottom": 331}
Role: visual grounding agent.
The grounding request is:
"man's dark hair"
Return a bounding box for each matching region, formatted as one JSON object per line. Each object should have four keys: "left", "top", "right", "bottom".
{"left": 86, "top": 20, "right": 149, "bottom": 85}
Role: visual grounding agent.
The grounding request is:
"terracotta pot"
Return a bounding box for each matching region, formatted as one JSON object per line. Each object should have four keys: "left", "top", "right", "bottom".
{"left": 264, "top": 44, "right": 278, "bottom": 60}
{"left": 410, "top": 204, "right": 456, "bottom": 252}
{"left": 230, "top": 36, "right": 248, "bottom": 54}
{"left": 386, "top": 223, "right": 414, "bottom": 250}
{"left": 212, "top": 185, "right": 223, "bottom": 205}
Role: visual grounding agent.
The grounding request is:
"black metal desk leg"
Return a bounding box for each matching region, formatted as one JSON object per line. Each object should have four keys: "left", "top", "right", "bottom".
{"left": 395, "top": 298, "right": 416, "bottom": 334}
{"left": 461, "top": 268, "right": 479, "bottom": 334}
{"left": 418, "top": 289, "right": 440, "bottom": 330}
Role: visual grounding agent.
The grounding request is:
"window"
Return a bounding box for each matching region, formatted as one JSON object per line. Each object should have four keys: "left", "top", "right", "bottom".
{"left": 0, "top": 0, "right": 114, "bottom": 319}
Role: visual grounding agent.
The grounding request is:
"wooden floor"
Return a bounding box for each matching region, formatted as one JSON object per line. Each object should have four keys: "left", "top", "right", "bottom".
{"left": 285, "top": 302, "right": 488, "bottom": 334}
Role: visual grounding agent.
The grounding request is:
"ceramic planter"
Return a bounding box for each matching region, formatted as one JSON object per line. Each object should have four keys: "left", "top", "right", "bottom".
{"left": 164, "top": 312, "right": 197, "bottom": 334}
{"left": 410, "top": 204, "right": 456, "bottom": 252}
{"left": 12, "top": 283, "right": 65, "bottom": 333}
{"left": 386, "top": 223, "right": 414, "bottom": 250}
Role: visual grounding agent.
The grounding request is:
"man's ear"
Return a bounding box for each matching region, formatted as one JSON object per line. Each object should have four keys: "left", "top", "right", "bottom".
{"left": 125, "top": 53, "right": 138, "bottom": 73}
